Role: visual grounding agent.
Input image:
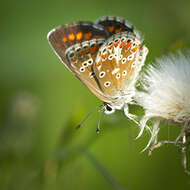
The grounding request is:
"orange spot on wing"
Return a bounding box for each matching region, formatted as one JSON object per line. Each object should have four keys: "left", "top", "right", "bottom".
{"left": 94, "top": 35, "right": 101, "bottom": 39}
{"left": 62, "top": 37, "right": 67, "bottom": 43}
{"left": 56, "top": 43, "right": 61, "bottom": 47}
{"left": 91, "top": 45, "right": 98, "bottom": 54}
{"left": 101, "top": 54, "right": 107, "bottom": 59}
{"left": 114, "top": 41, "right": 119, "bottom": 47}
{"left": 77, "top": 51, "right": 83, "bottom": 57}
{"left": 119, "top": 41, "right": 126, "bottom": 48}
{"left": 115, "top": 28, "right": 122, "bottom": 34}
{"left": 84, "top": 48, "right": 90, "bottom": 54}
{"left": 68, "top": 33, "right": 75, "bottom": 41}
{"left": 108, "top": 26, "right": 114, "bottom": 33}
{"left": 71, "top": 57, "right": 77, "bottom": 62}
{"left": 124, "top": 42, "right": 132, "bottom": 50}
{"left": 108, "top": 44, "right": 113, "bottom": 49}
{"left": 85, "top": 32, "right": 92, "bottom": 40}
{"left": 96, "top": 61, "right": 101, "bottom": 66}
{"left": 76, "top": 32, "right": 83, "bottom": 40}
{"left": 131, "top": 45, "right": 139, "bottom": 52}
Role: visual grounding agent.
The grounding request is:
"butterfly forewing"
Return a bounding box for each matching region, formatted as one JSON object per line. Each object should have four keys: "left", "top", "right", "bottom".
{"left": 48, "top": 22, "right": 112, "bottom": 102}
{"left": 48, "top": 22, "right": 108, "bottom": 70}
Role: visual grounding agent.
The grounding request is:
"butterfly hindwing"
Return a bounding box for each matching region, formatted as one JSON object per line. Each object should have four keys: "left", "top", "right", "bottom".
{"left": 48, "top": 22, "right": 111, "bottom": 102}
{"left": 93, "top": 31, "right": 148, "bottom": 98}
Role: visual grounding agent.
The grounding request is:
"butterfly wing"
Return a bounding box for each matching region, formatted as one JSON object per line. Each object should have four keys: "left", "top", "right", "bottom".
{"left": 48, "top": 22, "right": 111, "bottom": 102}
{"left": 93, "top": 31, "right": 148, "bottom": 101}
{"left": 95, "top": 16, "right": 135, "bottom": 38}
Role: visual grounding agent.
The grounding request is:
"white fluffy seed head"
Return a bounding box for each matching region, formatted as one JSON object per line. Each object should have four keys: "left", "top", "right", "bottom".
{"left": 135, "top": 51, "right": 190, "bottom": 147}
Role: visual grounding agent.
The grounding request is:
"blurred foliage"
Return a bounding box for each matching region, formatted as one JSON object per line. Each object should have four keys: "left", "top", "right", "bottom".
{"left": 0, "top": 0, "right": 190, "bottom": 189}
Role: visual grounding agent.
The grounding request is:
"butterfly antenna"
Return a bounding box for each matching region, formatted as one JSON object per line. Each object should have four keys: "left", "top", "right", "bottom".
{"left": 96, "top": 111, "right": 103, "bottom": 134}
{"left": 76, "top": 104, "right": 103, "bottom": 129}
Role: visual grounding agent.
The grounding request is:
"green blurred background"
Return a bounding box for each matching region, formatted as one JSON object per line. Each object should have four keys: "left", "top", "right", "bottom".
{"left": 1, "top": 0, "right": 190, "bottom": 189}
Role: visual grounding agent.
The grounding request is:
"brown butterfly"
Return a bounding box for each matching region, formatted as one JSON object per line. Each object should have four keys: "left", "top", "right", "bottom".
{"left": 47, "top": 16, "right": 148, "bottom": 125}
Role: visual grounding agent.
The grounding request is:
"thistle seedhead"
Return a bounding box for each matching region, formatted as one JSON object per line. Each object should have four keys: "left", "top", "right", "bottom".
{"left": 136, "top": 51, "right": 190, "bottom": 149}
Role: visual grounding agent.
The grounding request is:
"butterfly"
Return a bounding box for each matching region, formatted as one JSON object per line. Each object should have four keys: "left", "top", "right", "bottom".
{"left": 47, "top": 16, "right": 148, "bottom": 125}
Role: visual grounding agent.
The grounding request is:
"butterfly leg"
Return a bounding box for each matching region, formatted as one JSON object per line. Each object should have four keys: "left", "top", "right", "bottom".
{"left": 124, "top": 104, "right": 139, "bottom": 125}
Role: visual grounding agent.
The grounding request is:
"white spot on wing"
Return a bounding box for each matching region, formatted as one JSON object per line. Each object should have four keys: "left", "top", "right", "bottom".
{"left": 102, "top": 47, "right": 107, "bottom": 54}
{"left": 88, "top": 58, "right": 93, "bottom": 65}
{"left": 132, "top": 62, "right": 136, "bottom": 67}
{"left": 99, "top": 71, "right": 106, "bottom": 78}
{"left": 104, "top": 81, "right": 111, "bottom": 87}
{"left": 116, "top": 73, "right": 120, "bottom": 79}
{"left": 121, "top": 36, "right": 126, "bottom": 42}
{"left": 127, "top": 54, "right": 135, "bottom": 60}
{"left": 75, "top": 46, "right": 81, "bottom": 52}
{"left": 80, "top": 67, "right": 85, "bottom": 72}
{"left": 108, "top": 41, "right": 113, "bottom": 46}
{"left": 82, "top": 62, "right": 88, "bottom": 67}
{"left": 122, "top": 70, "right": 127, "bottom": 76}
{"left": 112, "top": 68, "right": 120, "bottom": 75}
{"left": 122, "top": 58, "right": 127, "bottom": 64}
{"left": 108, "top": 54, "right": 114, "bottom": 60}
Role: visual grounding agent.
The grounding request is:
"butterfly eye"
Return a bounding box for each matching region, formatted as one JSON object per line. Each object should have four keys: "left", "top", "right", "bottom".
{"left": 106, "top": 104, "right": 112, "bottom": 111}
{"left": 80, "top": 67, "right": 85, "bottom": 72}
{"left": 122, "top": 57, "right": 127, "bottom": 64}
{"left": 99, "top": 71, "right": 106, "bottom": 78}
{"left": 104, "top": 81, "right": 111, "bottom": 87}
{"left": 103, "top": 103, "right": 115, "bottom": 115}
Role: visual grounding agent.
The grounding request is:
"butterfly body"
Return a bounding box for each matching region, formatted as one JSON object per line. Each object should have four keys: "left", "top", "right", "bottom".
{"left": 48, "top": 16, "right": 148, "bottom": 118}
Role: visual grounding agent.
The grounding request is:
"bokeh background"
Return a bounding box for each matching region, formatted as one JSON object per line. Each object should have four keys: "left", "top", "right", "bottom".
{"left": 1, "top": 0, "right": 190, "bottom": 189}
